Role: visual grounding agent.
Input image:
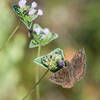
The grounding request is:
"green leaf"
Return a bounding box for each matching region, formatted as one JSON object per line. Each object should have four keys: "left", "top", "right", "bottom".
{"left": 33, "top": 48, "right": 64, "bottom": 72}
{"left": 13, "top": 4, "right": 38, "bottom": 29}
{"left": 13, "top": 5, "right": 23, "bottom": 17}
{"left": 34, "top": 56, "right": 48, "bottom": 70}
{"left": 29, "top": 33, "right": 58, "bottom": 48}
{"left": 29, "top": 24, "right": 59, "bottom": 48}
{"left": 46, "top": 33, "right": 58, "bottom": 44}
{"left": 29, "top": 40, "right": 40, "bottom": 48}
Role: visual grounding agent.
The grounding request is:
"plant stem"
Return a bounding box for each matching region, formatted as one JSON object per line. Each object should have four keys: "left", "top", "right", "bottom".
{"left": 22, "top": 69, "right": 49, "bottom": 100}
{"left": 0, "top": 23, "right": 20, "bottom": 52}
{"left": 36, "top": 46, "right": 41, "bottom": 100}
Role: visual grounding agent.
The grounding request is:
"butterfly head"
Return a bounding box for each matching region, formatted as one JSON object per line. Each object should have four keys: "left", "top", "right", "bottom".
{"left": 64, "top": 60, "right": 70, "bottom": 67}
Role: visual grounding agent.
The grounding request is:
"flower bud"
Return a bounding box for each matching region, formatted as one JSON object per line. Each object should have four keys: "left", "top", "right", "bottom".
{"left": 44, "top": 28, "right": 50, "bottom": 34}
{"left": 31, "top": 2, "right": 37, "bottom": 8}
{"left": 37, "top": 9, "right": 43, "bottom": 16}
{"left": 18, "top": 0, "right": 27, "bottom": 8}
{"left": 28, "top": 9, "right": 35, "bottom": 15}
{"left": 34, "top": 27, "right": 41, "bottom": 35}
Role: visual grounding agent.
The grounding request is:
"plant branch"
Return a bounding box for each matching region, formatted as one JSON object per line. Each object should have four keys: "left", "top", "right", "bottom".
{"left": 0, "top": 23, "right": 20, "bottom": 52}
{"left": 36, "top": 46, "right": 41, "bottom": 100}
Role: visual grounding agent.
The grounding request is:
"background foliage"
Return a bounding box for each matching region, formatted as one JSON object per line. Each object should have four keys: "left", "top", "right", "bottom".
{"left": 0, "top": 0, "right": 100, "bottom": 100}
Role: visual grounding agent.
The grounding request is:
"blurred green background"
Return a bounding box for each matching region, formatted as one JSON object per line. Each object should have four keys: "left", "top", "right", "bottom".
{"left": 0, "top": 0, "right": 100, "bottom": 100}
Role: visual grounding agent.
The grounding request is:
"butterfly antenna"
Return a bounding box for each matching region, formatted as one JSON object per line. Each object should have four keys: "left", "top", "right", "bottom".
{"left": 22, "top": 69, "right": 49, "bottom": 100}
{"left": 0, "top": 23, "right": 20, "bottom": 52}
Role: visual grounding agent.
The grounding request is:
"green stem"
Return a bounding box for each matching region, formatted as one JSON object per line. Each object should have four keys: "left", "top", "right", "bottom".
{"left": 22, "top": 69, "right": 49, "bottom": 100}
{"left": 36, "top": 46, "right": 41, "bottom": 100}
{"left": 0, "top": 23, "right": 20, "bottom": 52}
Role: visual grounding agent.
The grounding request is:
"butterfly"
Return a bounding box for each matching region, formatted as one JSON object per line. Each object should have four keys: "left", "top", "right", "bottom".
{"left": 49, "top": 48, "right": 86, "bottom": 88}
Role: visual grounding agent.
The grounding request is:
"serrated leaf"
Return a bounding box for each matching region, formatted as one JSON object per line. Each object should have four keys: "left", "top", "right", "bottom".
{"left": 33, "top": 48, "right": 64, "bottom": 72}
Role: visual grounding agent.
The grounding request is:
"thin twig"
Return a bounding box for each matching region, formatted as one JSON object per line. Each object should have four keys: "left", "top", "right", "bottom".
{"left": 36, "top": 46, "right": 41, "bottom": 100}
{"left": 0, "top": 23, "right": 20, "bottom": 52}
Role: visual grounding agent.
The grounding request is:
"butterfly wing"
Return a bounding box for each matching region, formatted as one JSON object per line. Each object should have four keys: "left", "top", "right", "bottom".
{"left": 49, "top": 63, "right": 74, "bottom": 88}
{"left": 71, "top": 48, "right": 86, "bottom": 81}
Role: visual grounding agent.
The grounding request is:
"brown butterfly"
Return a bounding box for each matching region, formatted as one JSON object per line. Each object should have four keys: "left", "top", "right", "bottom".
{"left": 49, "top": 48, "right": 86, "bottom": 88}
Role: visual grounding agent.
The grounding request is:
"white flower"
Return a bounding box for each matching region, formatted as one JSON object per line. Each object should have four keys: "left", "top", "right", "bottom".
{"left": 41, "top": 34, "right": 46, "bottom": 39}
{"left": 31, "top": 2, "right": 37, "bottom": 8}
{"left": 37, "top": 9, "right": 43, "bottom": 16}
{"left": 34, "top": 27, "right": 41, "bottom": 35}
{"left": 28, "top": 9, "right": 35, "bottom": 15}
{"left": 18, "top": 0, "right": 27, "bottom": 8}
{"left": 44, "top": 28, "right": 50, "bottom": 35}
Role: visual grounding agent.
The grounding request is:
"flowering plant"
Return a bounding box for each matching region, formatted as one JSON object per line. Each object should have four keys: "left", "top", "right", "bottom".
{"left": 29, "top": 24, "right": 58, "bottom": 48}
{"left": 34, "top": 48, "right": 64, "bottom": 72}
{"left": 12, "top": 1, "right": 59, "bottom": 100}
{"left": 13, "top": 0, "right": 43, "bottom": 29}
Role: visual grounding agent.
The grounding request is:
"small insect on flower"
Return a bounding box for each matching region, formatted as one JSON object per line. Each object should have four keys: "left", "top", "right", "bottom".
{"left": 43, "top": 28, "right": 50, "bottom": 35}
{"left": 37, "top": 9, "right": 43, "bottom": 16}
{"left": 31, "top": 2, "right": 37, "bottom": 8}
{"left": 18, "top": 0, "right": 27, "bottom": 8}
{"left": 34, "top": 27, "right": 41, "bottom": 35}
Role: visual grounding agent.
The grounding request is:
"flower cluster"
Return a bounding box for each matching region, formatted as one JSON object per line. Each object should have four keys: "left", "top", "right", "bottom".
{"left": 13, "top": 0, "right": 59, "bottom": 47}
{"left": 29, "top": 24, "right": 58, "bottom": 48}
{"left": 18, "top": 0, "right": 27, "bottom": 8}
{"left": 34, "top": 26, "right": 51, "bottom": 39}
{"left": 18, "top": 0, "right": 43, "bottom": 16}
{"left": 13, "top": 0, "right": 43, "bottom": 29}
{"left": 34, "top": 48, "right": 64, "bottom": 72}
